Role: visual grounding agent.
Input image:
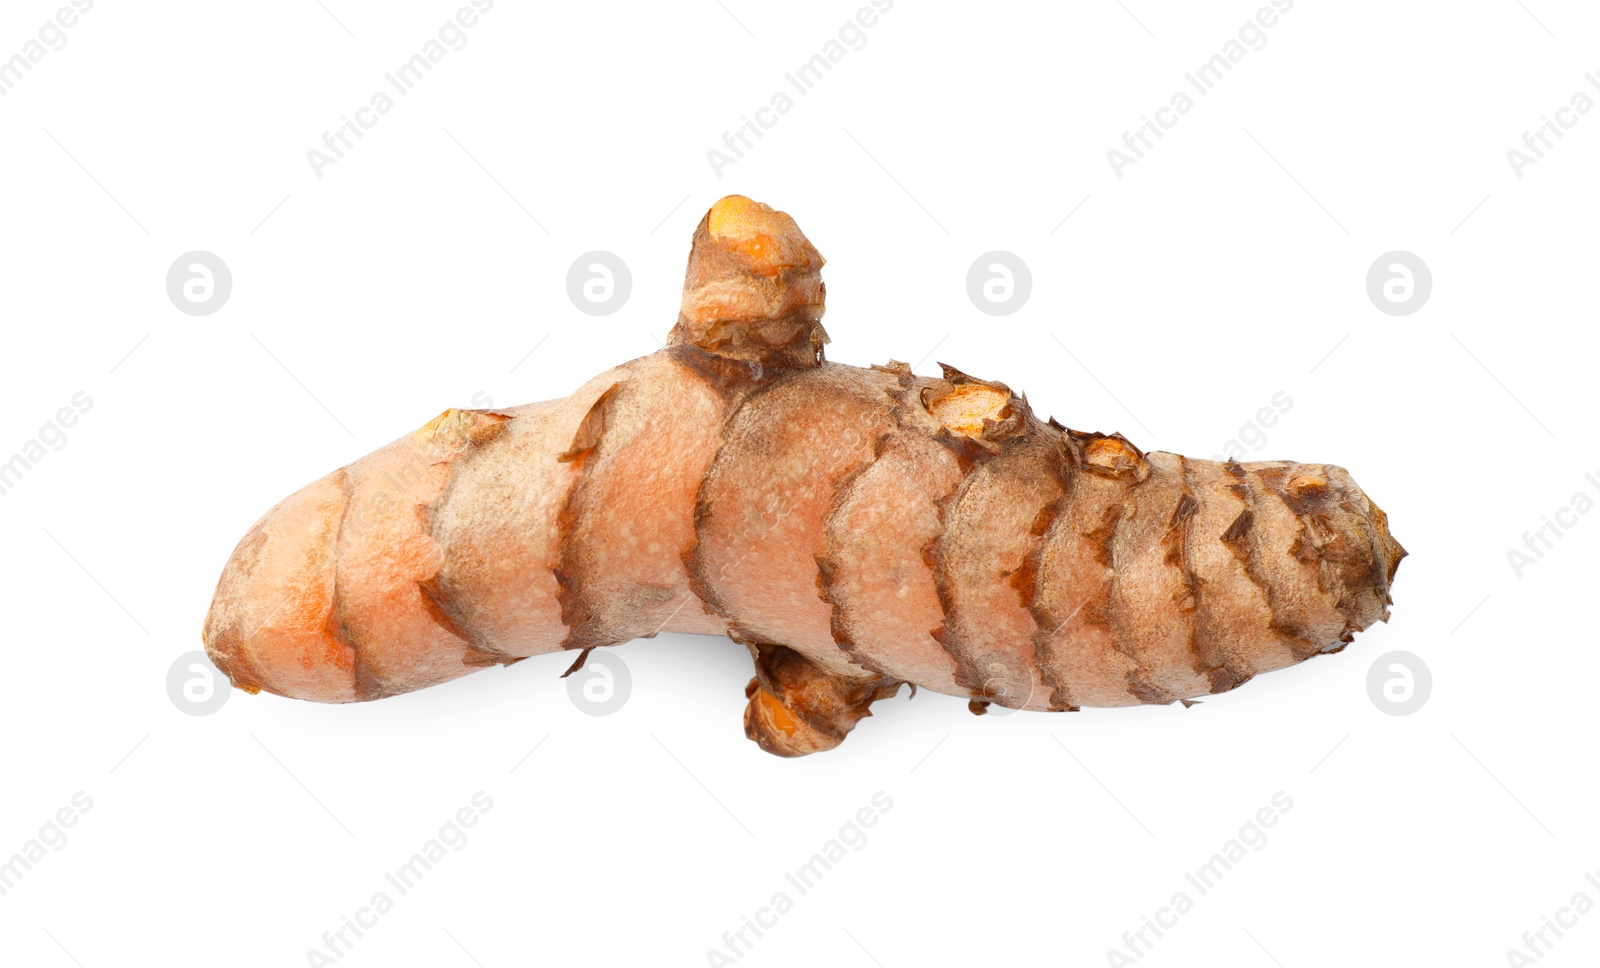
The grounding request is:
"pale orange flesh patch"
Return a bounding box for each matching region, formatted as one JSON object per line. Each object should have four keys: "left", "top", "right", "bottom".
{"left": 678, "top": 196, "right": 826, "bottom": 335}
{"left": 707, "top": 195, "right": 814, "bottom": 275}
{"left": 757, "top": 688, "right": 800, "bottom": 737}
{"left": 928, "top": 384, "right": 1011, "bottom": 438}
{"left": 1084, "top": 436, "right": 1143, "bottom": 475}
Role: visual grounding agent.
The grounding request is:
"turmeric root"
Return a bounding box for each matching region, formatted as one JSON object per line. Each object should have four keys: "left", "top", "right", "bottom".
{"left": 203, "top": 195, "right": 1404, "bottom": 756}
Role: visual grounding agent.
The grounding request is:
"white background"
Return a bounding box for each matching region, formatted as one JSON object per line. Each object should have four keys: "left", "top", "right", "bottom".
{"left": 1, "top": 1, "right": 1595, "bottom": 965}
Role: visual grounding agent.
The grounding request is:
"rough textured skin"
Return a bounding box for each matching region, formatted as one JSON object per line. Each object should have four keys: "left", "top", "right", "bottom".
{"left": 203, "top": 195, "right": 1405, "bottom": 756}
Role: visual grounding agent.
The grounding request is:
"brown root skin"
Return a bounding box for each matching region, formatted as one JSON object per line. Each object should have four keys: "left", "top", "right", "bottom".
{"left": 670, "top": 194, "right": 828, "bottom": 373}
{"left": 742, "top": 644, "right": 902, "bottom": 757}
{"left": 202, "top": 194, "right": 1405, "bottom": 757}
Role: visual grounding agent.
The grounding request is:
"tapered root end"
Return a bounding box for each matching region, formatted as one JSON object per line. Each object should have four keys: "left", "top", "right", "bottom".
{"left": 741, "top": 644, "right": 899, "bottom": 757}
{"left": 201, "top": 471, "right": 360, "bottom": 703}
{"left": 1367, "top": 497, "right": 1407, "bottom": 587}
{"left": 671, "top": 195, "right": 828, "bottom": 371}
